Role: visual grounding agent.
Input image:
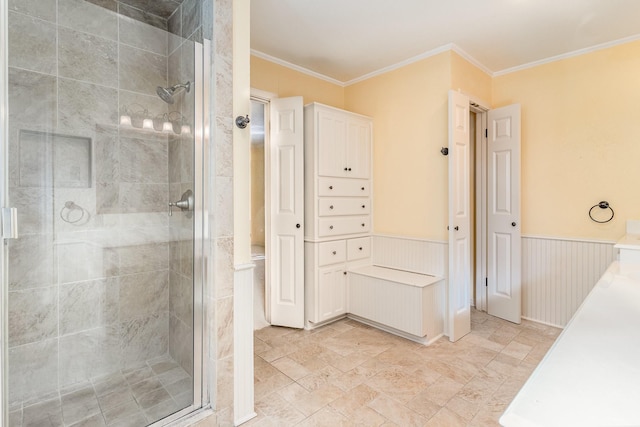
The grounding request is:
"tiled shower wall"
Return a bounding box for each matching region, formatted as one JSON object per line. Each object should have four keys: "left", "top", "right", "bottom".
{"left": 6, "top": 0, "right": 202, "bottom": 407}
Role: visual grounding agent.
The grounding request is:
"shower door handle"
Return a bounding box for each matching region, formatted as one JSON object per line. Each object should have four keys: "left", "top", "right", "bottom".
{"left": 169, "top": 190, "right": 194, "bottom": 216}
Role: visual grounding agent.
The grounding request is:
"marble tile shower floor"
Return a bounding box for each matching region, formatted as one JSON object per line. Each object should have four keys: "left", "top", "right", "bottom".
{"left": 244, "top": 309, "right": 561, "bottom": 427}
{"left": 9, "top": 354, "right": 193, "bottom": 427}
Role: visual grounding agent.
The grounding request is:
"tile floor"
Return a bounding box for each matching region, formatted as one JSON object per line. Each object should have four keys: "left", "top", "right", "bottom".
{"left": 239, "top": 309, "right": 560, "bottom": 426}
{"left": 9, "top": 355, "right": 193, "bottom": 427}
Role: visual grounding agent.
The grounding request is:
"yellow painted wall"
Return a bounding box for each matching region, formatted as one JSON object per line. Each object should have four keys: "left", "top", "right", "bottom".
{"left": 451, "top": 52, "right": 492, "bottom": 106}
{"left": 345, "top": 53, "right": 451, "bottom": 240}
{"left": 250, "top": 144, "right": 265, "bottom": 246}
{"left": 251, "top": 41, "right": 637, "bottom": 242}
{"left": 493, "top": 40, "right": 640, "bottom": 241}
{"left": 251, "top": 55, "right": 345, "bottom": 108}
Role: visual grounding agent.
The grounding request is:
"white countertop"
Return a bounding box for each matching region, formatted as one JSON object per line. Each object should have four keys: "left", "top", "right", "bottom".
{"left": 613, "top": 233, "right": 640, "bottom": 250}
{"left": 500, "top": 261, "right": 640, "bottom": 427}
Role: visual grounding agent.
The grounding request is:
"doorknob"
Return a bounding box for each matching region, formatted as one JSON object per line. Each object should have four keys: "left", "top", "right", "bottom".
{"left": 454, "top": 226, "right": 459, "bottom": 231}
{"left": 169, "top": 189, "right": 194, "bottom": 217}
{"left": 511, "top": 222, "right": 517, "bottom": 227}
{"left": 296, "top": 224, "right": 301, "bottom": 228}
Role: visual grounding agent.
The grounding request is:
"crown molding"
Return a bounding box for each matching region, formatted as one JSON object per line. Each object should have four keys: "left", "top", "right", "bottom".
{"left": 494, "top": 33, "right": 640, "bottom": 76}
{"left": 252, "top": 33, "right": 640, "bottom": 85}
{"left": 250, "top": 49, "right": 346, "bottom": 87}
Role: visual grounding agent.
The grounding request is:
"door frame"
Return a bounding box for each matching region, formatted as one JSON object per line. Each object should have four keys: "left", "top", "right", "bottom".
{"left": 471, "top": 102, "right": 489, "bottom": 312}
{"left": 250, "top": 89, "right": 276, "bottom": 324}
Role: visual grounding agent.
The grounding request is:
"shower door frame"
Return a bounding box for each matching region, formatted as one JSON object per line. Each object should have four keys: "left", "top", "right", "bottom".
{"left": 0, "top": 2, "right": 210, "bottom": 424}
{"left": 1, "top": 0, "right": 9, "bottom": 425}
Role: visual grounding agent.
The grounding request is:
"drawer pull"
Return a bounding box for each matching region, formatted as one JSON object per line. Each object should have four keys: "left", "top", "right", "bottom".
{"left": 361, "top": 223, "right": 365, "bottom": 227}
{"left": 348, "top": 168, "right": 352, "bottom": 171}
{"left": 329, "top": 186, "right": 333, "bottom": 190}
{"left": 362, "top": 205, "right": 365, "bottom": 208}
{"left": 359, "top": 247, "right": 363, "bottom": 251}
{"left": 330, "top": 205, "right": 334, "bottom": 209}
{"left": 343, "top": 271, "right": 347, "bottom": 275}
{"left": 329, "top": 225, "right": 334, "bottom": 230}
{"left": 332, "top": 251, "right": 337, "bottom": 255}
{"left": 344, "top": 167, "right": 348, "bottom": 171}
{"left": 361, "top": 187, "right": 365, "bottom": 191}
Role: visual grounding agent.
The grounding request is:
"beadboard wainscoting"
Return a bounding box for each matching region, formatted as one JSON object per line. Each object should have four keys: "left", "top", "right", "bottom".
{"left": 521, "top": 236, "right": 616, "bottom": 328}
{"left": 371, "top": 234, "right": 617, "bottom": 329}
{"left": 372, "top": 234, "right": 448, "bottom": 276}
{"left": 234, "top": 263, "right": 256, "bottom": 425}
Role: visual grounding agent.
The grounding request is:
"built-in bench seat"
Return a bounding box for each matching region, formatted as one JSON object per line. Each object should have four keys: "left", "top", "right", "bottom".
{"left": 347, "top": 265, "right": 445, "bottom": 345}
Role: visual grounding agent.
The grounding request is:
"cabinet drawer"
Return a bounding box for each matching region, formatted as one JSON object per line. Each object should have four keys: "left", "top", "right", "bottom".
{"left": 318, "top": 240, "right": 346, "bottom": 266}
{"left": 347, "top": 237, "right": 371, "bottom": 261}
{"left": 318, "top": 216, "right": 370, "bottom": 237}
{"left": 319, "top": 198, "right": 370, "bottom": 216}
{"left": 318, "top": 178, "right": 370, "bottom": 197}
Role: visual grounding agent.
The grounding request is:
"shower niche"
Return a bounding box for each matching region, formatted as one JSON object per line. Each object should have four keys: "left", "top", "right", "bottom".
{"left": 18, "top": 130, "right": 92, "bottom": 189}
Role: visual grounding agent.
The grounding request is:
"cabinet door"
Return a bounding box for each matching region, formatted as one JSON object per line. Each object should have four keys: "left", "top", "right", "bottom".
{"left": 346, "top": 118, "right": 371, "bottom": 179}
{"left": 318, "top": 265, "right": 347, "bottom": 322}
{"left": 317, "top": 109, "right": 347, "bottom": 177}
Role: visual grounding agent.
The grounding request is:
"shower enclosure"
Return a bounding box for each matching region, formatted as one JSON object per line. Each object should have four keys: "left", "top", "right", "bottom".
{"left": 1, "top": 0, "right": 210, "bottom": 425}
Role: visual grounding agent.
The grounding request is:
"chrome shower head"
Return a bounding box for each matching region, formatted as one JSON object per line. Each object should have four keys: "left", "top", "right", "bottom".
{"left": 156, "top": 81, "right": 191, "bottom": 104}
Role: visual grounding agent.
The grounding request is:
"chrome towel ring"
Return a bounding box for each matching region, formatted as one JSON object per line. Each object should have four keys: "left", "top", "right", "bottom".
{"left": 589, "top": 201, "right": 614, "bottom": 223}
{"left": 60, "top": 201, "right": 89, "bottom": 224}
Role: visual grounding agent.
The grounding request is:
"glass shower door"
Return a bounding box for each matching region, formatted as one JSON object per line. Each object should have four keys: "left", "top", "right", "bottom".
{"left": 2, "top": 0, "right": 208, "bottom": 425}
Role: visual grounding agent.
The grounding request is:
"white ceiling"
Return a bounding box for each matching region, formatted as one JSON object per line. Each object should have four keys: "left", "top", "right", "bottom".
{"left": 250, "top": 0, "right": 640, "bottom": 84}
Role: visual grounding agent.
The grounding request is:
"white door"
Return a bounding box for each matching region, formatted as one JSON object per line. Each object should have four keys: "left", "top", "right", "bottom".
{"left": 269, "top": 96, "right": 305, "bottom": 328}
{"left": 447, "top": 90, "right": 472, "bottom": 342}
{"left": 487, "top": 104, "right": 522, "bottom": 323}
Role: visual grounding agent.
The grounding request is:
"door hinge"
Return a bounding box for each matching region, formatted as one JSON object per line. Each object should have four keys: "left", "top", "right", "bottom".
{"left": 1, "top": 207, "right": 19, "bottom": 240}
{"left": 485, "top": 277, "right": 488, "bottom": 287}
{"left": 485, "top": 129, "right": 488, "bottom": 138}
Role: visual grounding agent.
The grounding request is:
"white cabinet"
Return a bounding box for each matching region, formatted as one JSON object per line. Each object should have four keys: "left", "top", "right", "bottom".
{"left": 316, "top": 108, "right": 371, "bottom": 179}
{"left": 304, "top": 103, "right": 373, "bottom": 327}
{"left": 305, "top": 238, "right": 372, "bottom": 326}
{"left": 317, "top": 265, "right": 347, "bottom": 322}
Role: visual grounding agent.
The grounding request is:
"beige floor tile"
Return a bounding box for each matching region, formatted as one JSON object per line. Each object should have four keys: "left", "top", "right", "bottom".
{"left": 331, "top": 364, "right": 380, "bottom": 391}
{"left": 365, "top": 368, "right": 431, "bottom": 403}
{"left": 404, "top": 389, "right": 442, "bottom": 419}
{"left": 328, "top": 383, "right": 379, "bottom": 417}
{"left": 255, "top": 393, "right": 306, "bottom": 425}
{"left": 271, "top": 356, "right": 312, "bottom": 380}
{"left": 457, "top": 376, "right": 499, "bottom": 404}
{"left": 254, "top": 371, "right": 294, "bottom": 399}
{"left": 292, "top": 384, "right": 345, "bottom": 417}
{"left": 367, "top": 394, "right": 427, "bottom": 426}
{"left": 415, "top": 375, "right": 464, "bottom": 407}
{"left": 276, "top": 382, "right": 309, "bottom": 403}
{"left": 296, "top": 407, "right": 351, "bottom": 427}
{"left": 375, "top": 346, "right": 427, "bottom": 368}
{"left": 501, "top": 340, "right": 533, "bottom": 361}
{"left": 322, "top": 350, "right": 370, "bottom": 372}
{"left": 445, "top": 395, "right": 480, "bottom": 421}
{"left": 297, "top": 365, "right": 343, "bottom": 391}
{"left": 424, "top": 407, "right": 468, "bottom": 427}
{"left": 248, "top": 313, "right": 560, "bottom": 427}
{"left": 254, "top": 356, "right": 280, "bottom": 382}
{"left": 424, "top": 358, "right": 475, "bottom": 385}
{"left": 287, "top": 343, "right": 327, "bottom": 365}
{"left": 350, "top": 405, "right": 389, "bottom": 426}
